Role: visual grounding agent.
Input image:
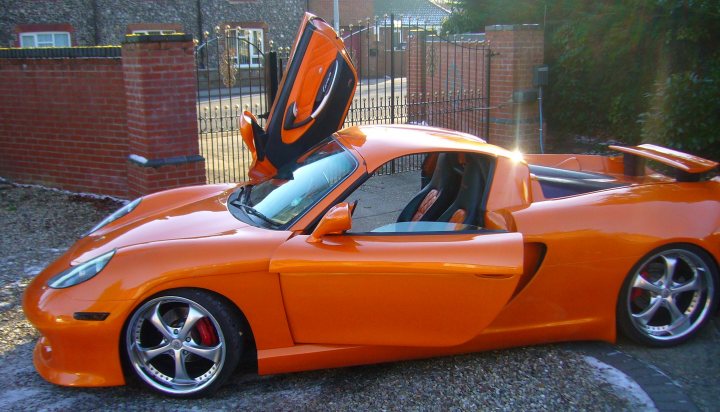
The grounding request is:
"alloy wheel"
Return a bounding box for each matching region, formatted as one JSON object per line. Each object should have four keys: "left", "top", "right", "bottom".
{"left": 624, "top": 248, "right": 716, "bottom": 344}
{"left": 126, "top": 295, "right": 228, "bottom": 396}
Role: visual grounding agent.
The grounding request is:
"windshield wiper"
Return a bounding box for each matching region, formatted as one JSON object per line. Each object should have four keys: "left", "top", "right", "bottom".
{"left": 230, "top": 200, "right": 279, "bottom": 228}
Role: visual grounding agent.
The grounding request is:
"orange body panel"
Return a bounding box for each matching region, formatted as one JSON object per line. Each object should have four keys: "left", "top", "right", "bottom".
{"left": 273, "top": 232, "right": 523, "bottom": 347}
{"left": 24, "top": 185, "right": 296, "bottom": 386}
{"left": 264, "top": 13, "right": 346, "bottom": 130}
{"left": 484, "top": 156, "right": 532, "bottom": 230}
{"left": 278, "top": 28, "right": 346, "bottom": 144}
{"left": 523, "top": 153, "right": 624, "bottom": 173}
{"left": 22, "top": 124, "right": 720, "bottom": 388}
{"left": 240, "top": 111, "right": 278, "bottom": 182}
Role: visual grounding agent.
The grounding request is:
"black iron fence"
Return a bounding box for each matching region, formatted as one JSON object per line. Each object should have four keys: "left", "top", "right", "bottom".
{"left": 196, "top": 27, "right": 289, "bottom": 183}
{"left": 341, "top": 18, "right": 490, "bottom": 132}
{"left": 196, "top": 17, "right": 490, "bottom": 183}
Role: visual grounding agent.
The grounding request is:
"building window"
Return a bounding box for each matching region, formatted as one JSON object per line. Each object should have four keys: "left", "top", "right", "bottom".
{"left": 127, "top": 23, "right": 183, "bottom": 37}
{"left": 132, "top": 29, "right": 177, "bottom": 35}
{"left": 19, "top": 32, "right": 71, "bottom": 48}
{"left": 228, "top": 28, "right": 264, "bottom": 67}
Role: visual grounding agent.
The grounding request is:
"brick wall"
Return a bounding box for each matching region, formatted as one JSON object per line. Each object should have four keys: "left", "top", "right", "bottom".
{"left": 0, "top": 51, "right": 129, "bottom": 196}
{"left": 122, "top": 35, "right": 205, "bottom": 196}
{"left": 0, "top": 35, "right": 205, "bottom": 198}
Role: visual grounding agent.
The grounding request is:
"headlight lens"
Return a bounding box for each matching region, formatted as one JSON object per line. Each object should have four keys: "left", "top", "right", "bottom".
{"left": 47, "top": 250, "right": 115, "bottom": 289}
{"left": 85, "top": 197, "right": 142, "bottom": 236}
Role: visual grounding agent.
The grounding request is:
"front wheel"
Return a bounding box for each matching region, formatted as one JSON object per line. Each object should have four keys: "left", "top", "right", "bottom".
{"left": 618, "top": 245, "right": 718, "bottom": 347}
{"left": 124, "top": 289, "right": 242, "bottom": 397}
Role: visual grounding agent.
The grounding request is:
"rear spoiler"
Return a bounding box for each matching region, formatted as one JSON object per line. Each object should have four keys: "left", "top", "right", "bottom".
{"left": 609, "top": 144, "right": 718, "bottom": 182}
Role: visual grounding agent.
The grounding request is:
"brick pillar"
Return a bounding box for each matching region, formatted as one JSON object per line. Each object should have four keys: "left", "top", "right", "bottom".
{"left": 407, "top": 30, "right": 428, "bottom": 124}
{"left": 486, "top": 25, "right": 544, "bottom": 152}
{"left": 122, "top": 34, "right": 205, "bottom": 197}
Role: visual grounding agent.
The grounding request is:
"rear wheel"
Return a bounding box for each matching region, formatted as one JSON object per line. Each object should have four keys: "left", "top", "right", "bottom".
{"left": 124, "top": 289, "right": 242, "bottom": 397}
{"left": 618, "top": 245, "right": 718, "bottom": 347}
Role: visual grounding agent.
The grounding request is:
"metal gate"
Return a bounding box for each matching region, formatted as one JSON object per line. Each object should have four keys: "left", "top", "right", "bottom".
{"left": 196, "top": 27, "right": 288, "bottom": 183}
{"left": 341, "top": 15, "right": 491, "bottom": 175}
{"left": 196, "top": 18, "right": 490, "bottom": 183}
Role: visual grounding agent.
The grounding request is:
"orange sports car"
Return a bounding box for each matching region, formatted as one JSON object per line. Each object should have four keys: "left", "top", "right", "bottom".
{"left": 24, "top": 14, "right": 720, "bottom": 398}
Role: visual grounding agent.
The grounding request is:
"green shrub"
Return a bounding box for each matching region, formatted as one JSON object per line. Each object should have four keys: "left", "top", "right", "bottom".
{"left": 639, "top": 70, "right": 720, "bottom": 160}
{"left": 443, "top": 0, "right": 720, "bottom": 158}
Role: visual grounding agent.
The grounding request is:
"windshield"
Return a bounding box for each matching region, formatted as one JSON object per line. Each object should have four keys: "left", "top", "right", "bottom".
{"left": 238, "top": 137, "right": 356, "bottom": 227}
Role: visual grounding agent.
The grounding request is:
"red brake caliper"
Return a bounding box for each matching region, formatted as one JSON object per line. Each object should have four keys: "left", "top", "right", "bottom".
{"left": 195, "top": 318, "right": 218, "bottom": 346}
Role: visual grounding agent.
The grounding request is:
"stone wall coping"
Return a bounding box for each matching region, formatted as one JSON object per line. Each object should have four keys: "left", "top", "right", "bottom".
{"left": 122, "top": 33, "right": 194, "bottom": 44}
{"left": 0, "top": 46, "right": 121, "bottom": 59}
{"left": 128, "top": 154, "right": 205, "bottom": 168}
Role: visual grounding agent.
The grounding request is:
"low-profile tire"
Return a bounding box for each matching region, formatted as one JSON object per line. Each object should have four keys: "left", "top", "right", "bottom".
{"left": 124, "top": 289, "right": 242, "bottom": 397}
{"left": 617, "top": 245, "right": 718, "bottom": 347}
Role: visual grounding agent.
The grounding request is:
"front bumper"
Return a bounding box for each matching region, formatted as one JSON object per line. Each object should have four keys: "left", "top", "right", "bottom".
{"left": 23, "top": 279, "right": 131, "bottom": 387}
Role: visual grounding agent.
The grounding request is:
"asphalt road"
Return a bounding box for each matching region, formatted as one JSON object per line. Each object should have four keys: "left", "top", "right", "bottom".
{"left": 615, "top": 316, "right": 720, "bottom": 411}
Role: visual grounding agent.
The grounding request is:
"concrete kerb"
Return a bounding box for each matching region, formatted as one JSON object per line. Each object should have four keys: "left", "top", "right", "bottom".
{"left": 571, "top": 342, "right": 699, "bottom": 412}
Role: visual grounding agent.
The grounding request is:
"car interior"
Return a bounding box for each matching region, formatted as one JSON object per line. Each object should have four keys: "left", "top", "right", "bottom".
{"left": 345, "top": 152, "right": 493, "bottom": 233}
{"left": 528, "top": 165, "right": 626, "bottom": 199}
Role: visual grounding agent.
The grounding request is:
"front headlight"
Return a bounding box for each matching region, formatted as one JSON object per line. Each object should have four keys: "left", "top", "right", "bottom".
{"left": 85, "top": 197, "right": 142, "bottom": 236}
{"left": 47, "top": 250, "right": 116, "bottom": 289}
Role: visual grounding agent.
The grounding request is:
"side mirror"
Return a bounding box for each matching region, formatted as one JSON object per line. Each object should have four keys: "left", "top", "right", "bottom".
{"left": 307, "top": 202, "right": 352, "bottom": 243}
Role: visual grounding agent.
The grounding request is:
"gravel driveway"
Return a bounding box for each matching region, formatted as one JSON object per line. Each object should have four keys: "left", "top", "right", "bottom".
{"left": 0, "top": 182, "right": 678, "bottom": 411}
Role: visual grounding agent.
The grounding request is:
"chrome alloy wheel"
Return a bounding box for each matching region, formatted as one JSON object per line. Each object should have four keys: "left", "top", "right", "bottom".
{"left": 126, "top": 295, "right": 227, "bottom": 396}
{"left": 625, "top": 248, "right": 716, "bottom": 344}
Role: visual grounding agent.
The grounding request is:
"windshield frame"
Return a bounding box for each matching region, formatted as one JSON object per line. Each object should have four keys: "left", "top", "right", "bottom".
{"left": 228, "top": 136, "right": 359, "bottom": 230}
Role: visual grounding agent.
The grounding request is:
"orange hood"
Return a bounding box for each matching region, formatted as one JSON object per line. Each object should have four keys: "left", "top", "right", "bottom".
{"left": 70, "top": 184, "right": 252, "bottom": 264}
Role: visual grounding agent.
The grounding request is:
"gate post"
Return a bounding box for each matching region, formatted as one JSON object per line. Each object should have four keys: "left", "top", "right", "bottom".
{"left": 389, "top": 14, "right": 396, "bottom": 125}
{"left": 266, "top": 50, "right": 279, "bottom": 111}
{"left": 407, "top": 29, "right": 428, "bottom": 124}
{"left": 486, "top": 24, "right": 544, "bottom": 152}
{"left": 122, "top": 34, "right": 206, "bottom": 197}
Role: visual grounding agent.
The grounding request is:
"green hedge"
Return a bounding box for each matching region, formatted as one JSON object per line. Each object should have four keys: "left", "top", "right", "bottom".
{"left": 639, "top": 69, "right": 720, "bottom": 160}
